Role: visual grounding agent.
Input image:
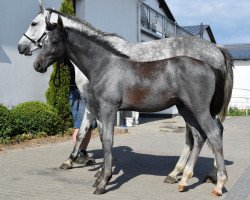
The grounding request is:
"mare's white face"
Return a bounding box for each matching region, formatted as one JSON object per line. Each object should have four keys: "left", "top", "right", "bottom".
{"left": 17, "top": 9, "right": 49, "bottom": 55}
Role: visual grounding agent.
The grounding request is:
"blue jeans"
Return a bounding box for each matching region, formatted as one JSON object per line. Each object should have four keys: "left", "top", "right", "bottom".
{"left": 69, "top": 89, "right": 87, "bottom": 129}
{"left": 69, "top": 88, "right": 97, "bottom": 129}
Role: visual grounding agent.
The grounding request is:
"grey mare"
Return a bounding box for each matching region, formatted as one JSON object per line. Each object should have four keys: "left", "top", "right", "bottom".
{"left": 33, "top": 16, "right": 233, "bottom": 196}
{"left": 18, "top": 3, "right": 232, "bottom": 184}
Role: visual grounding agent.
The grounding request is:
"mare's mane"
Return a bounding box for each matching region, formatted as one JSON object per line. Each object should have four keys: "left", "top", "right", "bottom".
{"left": 64, "top": 27, "right": 129, "bottom": 58}
{"left": 46, "top": 8, "right": 123, "bottom": 39}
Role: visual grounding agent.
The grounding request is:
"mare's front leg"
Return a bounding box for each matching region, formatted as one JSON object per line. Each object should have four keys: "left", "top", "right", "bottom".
{"left": 60, "top": 106, "right": 95, "bottom": 169}
{"left": 94, "top": 104, "right": 117, "bottom": 194}
{"left": 165, "top": 123, "right": 193, "bottom": 184}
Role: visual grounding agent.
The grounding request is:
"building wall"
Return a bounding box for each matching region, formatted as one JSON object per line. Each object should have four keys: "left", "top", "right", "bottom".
{"left": 76, "top": 0, "right": 139, "bottom": 42}
{"left": 230, "top": 60, "right": 250, "bottom": 109}
{"left": 0, "top": 0, "right": 62, "bottom": 107}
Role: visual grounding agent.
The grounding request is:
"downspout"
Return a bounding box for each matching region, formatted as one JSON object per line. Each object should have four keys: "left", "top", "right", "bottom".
{"left": 137, "top": 1, "right": 142, "bottom": 42}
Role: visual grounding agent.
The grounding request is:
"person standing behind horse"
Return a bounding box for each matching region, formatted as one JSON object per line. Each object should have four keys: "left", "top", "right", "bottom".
{"left": 62, "top": 59, "right": 95, "bottom": 165}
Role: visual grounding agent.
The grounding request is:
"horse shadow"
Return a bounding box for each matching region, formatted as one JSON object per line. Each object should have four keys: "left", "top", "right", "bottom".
{"left": 87, "top": 146, "right": 233, "bottom": 193}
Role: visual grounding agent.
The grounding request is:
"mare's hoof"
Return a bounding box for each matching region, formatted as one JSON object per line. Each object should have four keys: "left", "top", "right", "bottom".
{"left": 94, "top": 170, "right": 102, "bottom": 178}
{"left": 164, "top": 176, "right": 178, "bottom": 184}
{"left": 94, "top": 188, "right": 106, "bottom": 195}
{"left": 203, "top": 175, "right": 217, "bottom": 184}
{"left": 178, "top": 185, "right": 187, "bottom": 192}
{"left": 210, "top": 189, "right": 222, "bottom": 197}
{"left": 60, "top": 162, "right": 72, "bottom": 170}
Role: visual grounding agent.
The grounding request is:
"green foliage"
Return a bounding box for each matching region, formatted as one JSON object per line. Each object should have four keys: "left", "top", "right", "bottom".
{"left": 0, "top": 104, "right": 15, "bottom": 138}
{"left": 60, "top": 0, "right": 75, "bottom": 15}
{"left": 45, "top": 0, "right": 75, "bottom": 130}
{"left": 11, "top": 101, "right": 62, "bottom": 135}
{"left": 45, "top": 64, "right": 73, "bottom": 129}
{"left": 228, "top": 107, "right": 249, "bottom": 116}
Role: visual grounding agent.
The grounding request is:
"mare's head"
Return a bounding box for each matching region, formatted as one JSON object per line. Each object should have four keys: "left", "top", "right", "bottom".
{"left": 33, "top": 16, "right": 67, "bottom": 73}
{"left": 18, "top": 0, "right": 49, "bottom": 55}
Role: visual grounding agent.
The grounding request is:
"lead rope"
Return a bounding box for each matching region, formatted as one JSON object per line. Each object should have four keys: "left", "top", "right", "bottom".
{"left": 53, "top": 61, "right": 62, "bottom": 88}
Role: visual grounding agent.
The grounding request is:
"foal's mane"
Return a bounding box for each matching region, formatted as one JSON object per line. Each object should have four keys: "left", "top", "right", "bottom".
{"left": 64, "top": 27, "right": 130, "bottom": 58}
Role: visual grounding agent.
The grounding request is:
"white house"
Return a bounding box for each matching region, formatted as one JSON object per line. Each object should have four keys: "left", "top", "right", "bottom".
{"left": 224, "top": 44, "right": 250, "bottom": 109}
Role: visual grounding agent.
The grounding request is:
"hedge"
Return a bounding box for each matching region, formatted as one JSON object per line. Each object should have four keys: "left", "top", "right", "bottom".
{"left": 11, "top": 101, "right": 62, "bottom": 135}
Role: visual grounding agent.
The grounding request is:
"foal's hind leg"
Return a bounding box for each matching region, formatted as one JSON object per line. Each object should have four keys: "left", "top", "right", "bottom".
{"left": 165, "top": 124, "right": 193, "bottom": 184}
{"left": 203, "top": 118, "right": 223, "bottom": 184}
{"left": 60, "top": 107, "right": 95, "bottom": 169}
{"left": 197, "top": 116, "right": 227, "bottom": 196}
{"left": 177, "top": 105, "right": 206, "bottom": 192}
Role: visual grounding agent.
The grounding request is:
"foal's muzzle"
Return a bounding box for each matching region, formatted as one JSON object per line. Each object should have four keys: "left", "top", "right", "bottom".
{"left": 33, "top": 60, "right": 47, "bottom": 73}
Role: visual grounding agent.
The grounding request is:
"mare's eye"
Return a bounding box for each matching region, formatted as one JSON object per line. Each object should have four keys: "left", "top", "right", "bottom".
{"left": 51, "top": 41, "right": 58, "bottom": 46}
{"left": 31, "top": 22, "right": 37, "bottom": 26}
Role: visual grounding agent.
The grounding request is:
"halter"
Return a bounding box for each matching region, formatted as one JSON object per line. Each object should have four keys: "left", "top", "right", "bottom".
{"left": 23, "top": 10, "right": 62, "bottom": 88}
{"left": 23, "top": 10, "right": 52, "bottom": 49}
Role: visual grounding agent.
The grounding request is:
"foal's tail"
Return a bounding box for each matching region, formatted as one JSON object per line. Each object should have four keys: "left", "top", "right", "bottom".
{"left": 211, "top": 47, "right": 234, "bottom": 122}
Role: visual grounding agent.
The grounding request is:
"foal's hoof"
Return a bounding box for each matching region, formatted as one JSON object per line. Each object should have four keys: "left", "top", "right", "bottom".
{"left": 60, "top": 162, "right": 72, "bottom": 170}
{"left": 203, "top": 175, "right": 217, "bottom": 184}
{"left": 210, "top": 189, "right": 222, "bottom": 197}
{"left": 94, "top": 170, "right": 102, "bottom": 178}
{"left": 94, "top": 188, "right": 106, "bottom": 195}
{"left": 178, "top": 185, "right": 187, "bottom": 192}
{"left": 92, "top": 181, "right": 99, "bottom": 188}
{"left": 164, "top": 176, "right": 178, "bottom": 184}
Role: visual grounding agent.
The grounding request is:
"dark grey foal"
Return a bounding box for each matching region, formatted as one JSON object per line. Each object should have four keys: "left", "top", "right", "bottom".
{"left": 34, "top": 16, "right": 233, "bottom": 196}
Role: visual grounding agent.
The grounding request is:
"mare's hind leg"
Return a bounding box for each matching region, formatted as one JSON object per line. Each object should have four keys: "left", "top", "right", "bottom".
{"left": 164, "top": 124, "right": 193, "bottom": 184}
{"left": 60, "top": 106, "right": 95, "bottom": 169}
{"left": 176, "top": 105, "right": 206, "bottom": 192}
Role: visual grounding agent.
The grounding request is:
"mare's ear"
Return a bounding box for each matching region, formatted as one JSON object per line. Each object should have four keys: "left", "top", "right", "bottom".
{"left": 45, "top": 16, "right": 53, "bottom": 31}
{"left": 39, "top": 0, "right": 45, "bottom": 14}
{"left": 57, "top": 15, "right": 64, "bottom": 30}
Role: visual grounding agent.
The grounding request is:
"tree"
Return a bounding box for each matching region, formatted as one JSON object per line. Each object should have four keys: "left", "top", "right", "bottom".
{"left": 45, "top": 0, "right": 75, "bottom": 130}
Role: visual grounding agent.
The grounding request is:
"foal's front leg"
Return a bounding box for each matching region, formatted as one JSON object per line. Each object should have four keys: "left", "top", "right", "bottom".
{"left": 94, "top": 105, "right": 117, "bottom": 194}
{"left": 60, "top": 106, "right": 95, "bottom": 169}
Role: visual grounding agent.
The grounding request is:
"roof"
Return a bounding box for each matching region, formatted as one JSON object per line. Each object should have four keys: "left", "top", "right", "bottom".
{"left": 157, "top": 0, "right": 176, "bottom": 22}
{"left": 182, "top": 25, "right": 216, "bottom": 44}
{"left": 223, "top": 44, "right": 250, "bottom": 60}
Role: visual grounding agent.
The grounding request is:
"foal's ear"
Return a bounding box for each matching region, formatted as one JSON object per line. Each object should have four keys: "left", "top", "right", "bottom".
{"left": 57, "top": 15, "right": 64, "bottom": 30}
{"left": 45, "top": 16, "right": 53, "bottom": 31}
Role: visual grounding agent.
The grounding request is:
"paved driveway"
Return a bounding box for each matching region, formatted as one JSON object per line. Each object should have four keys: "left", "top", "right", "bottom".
{"left": 0, "top": 117, "right": 249, "bottom": 200}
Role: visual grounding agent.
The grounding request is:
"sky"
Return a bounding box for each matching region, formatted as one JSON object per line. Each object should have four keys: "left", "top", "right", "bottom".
{"left": 166, "top": 0, "right": 250, "bottom": 44}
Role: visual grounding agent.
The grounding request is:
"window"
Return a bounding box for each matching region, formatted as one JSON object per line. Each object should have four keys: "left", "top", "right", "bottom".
{"left": 140, "top": 3, "right": 192, "bottom": 38}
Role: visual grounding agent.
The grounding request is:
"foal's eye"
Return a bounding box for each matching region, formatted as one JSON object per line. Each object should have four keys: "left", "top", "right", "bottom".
{"left": 51, "top": 41, "right": 58, "bottom": 46}
{"left": 31, "top": 22, "right": 37, "bottom": 26}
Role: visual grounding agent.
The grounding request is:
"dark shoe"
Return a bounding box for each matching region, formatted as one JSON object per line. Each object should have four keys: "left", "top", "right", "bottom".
{"left": 75, "top": 150, "right": 96, "bottom": 166}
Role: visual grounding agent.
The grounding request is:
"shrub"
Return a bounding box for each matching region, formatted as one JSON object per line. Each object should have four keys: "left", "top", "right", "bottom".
{"left": 228, "top": 107, "right": 249, "bottom": 116}
{"left": 0, "top": 104, "right": 15, "bottom": 138}
{"left": 11, "top": 101, "right": 62, "bottom": 135}
{"left": 45, "top": 65, "right": 73, "bottom": 130}
{"left": 45, "top": 0, "right": 75, "bottom": 130}
{"left": 60, "top": 0, "right": 75, "bottom": 15}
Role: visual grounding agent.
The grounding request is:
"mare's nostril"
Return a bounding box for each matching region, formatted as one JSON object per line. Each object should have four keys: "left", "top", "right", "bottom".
{"left": 18, "top": 44, "right": 25, "bottom": 54}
